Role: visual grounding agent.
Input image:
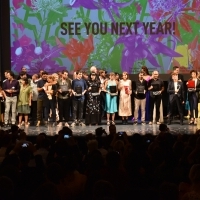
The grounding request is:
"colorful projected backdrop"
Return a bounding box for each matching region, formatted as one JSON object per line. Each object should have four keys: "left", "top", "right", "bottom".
{"left": 10, "top": 0, "right": 200, "bottom": 75}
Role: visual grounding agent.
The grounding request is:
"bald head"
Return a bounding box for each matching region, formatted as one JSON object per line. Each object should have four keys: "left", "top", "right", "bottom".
{"left": 90, "top": 66, "right": 97, "bottom": 73}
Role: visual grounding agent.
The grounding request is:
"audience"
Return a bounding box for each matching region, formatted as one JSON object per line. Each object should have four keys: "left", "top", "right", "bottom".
{"left": 0, "top": 124, "right": 200, "bottom": 200}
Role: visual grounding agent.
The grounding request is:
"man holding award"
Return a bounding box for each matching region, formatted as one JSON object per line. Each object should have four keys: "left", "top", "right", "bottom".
{"left": 133, "top": 72, "right": 148, "bottom": 125}
{"left": 71, "top": 70, "right": 87, "bottom": 127}
{"left": 148, "top": 71, "right": 164, "bottom": 125}
{"left": 167, "top": 73, "right": 185, "bottom": 125}
{"left": 57, "top": 70, "right": 72, "bottom": 127}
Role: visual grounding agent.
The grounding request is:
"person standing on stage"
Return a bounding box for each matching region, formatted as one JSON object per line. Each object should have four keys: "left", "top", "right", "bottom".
{"left": 36, "top": 71, "right": 48, "bottom": 126}
{"left": 187, "top": 70, "right": 200, "bottom": 125}
{"left": 3, "top": 71, "right": 20, "bottom": 127}
{"left": 167, "top": 73, "right": 185, "bottom": 125}
{"left": 169, "top": 66, "right": 184, "bottom": 82}
{"left": 43, "top": 75, "right": 57, "bottom": 126}
{"left": 85, "top": 72, "right": 101, "bottom": 125}
{"left": 99, "top": 69, "right": 107, "bottom": 118}
{"left": 17, "top": 78, "right": 32, "bottom": 126}
{"left": 148, "top": 70, "right": 164, "bottom": 125}
{"left": 118, "top": 72, "right": 132, "bottom": 124}
{"left": 133, "top": 72, "right": 148, "bottom": 125}
{"left": 105, "top": 72, "right": 118, "bottom": 125}
{"left": 57, "top": 70, "right": 72, "bottom": 127}
{"left": 30, "top": 74, "right": 39, "bottom": 125}
{"left": 71, "top": 71, "right": 87, "bottom": 127}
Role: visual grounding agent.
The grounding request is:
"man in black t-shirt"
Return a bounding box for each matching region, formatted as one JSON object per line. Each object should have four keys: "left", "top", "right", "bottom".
{"left": 133, "top": 72, "right": 148, "bottom": 125}
{"left": 148, "top": 70, "right": 164, "bottom": 125}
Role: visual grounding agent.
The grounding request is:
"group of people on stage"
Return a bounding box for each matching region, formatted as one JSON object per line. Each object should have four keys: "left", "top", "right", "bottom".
{"left": 0, "top": 65, "right": 199, "bottom": 127}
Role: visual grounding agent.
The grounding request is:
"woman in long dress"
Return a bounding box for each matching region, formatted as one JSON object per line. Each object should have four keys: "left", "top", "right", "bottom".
{"left": 118, "top": 72, "right": 132, "bottom": 124}
{"left": 85, "top": 73, "right": 101, "bottom": 125}
{"left": 105, "top": 72, "right": 118, "bottom": 125}
{"left": 141, "top": 66, "right": 163, "bottom": 123}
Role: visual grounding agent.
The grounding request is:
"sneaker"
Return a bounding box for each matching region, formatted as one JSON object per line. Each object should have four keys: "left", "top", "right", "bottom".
{"left": 133, "top": 122, "right": 138, "bottom": 125}
{"left": 111, "top": 121, "right": 115, "bottom": 125}
{"left": 141, "top": 122, "right": 146, "bottom": 125}
{"left": 107, "top": 121, "right": 110, "bottom": 125}
{"left": 57, "top": 122, "right": 63, "bottom": 127}
{"left": 64, "top": 122, "right": 69, "bottom": 127}
{"left": 79, "top": 122, "right": 86, "bottom": 126}
{"left": 149, "top": 121, "right": 153, "bottom": 125}
{"left": 156, "top": 121, "right": 161, "bottom": 125}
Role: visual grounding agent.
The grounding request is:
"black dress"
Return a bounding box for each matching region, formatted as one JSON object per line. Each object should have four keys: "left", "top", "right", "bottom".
{"left": 85, "top": 80, "right": 101, "bottom": 125}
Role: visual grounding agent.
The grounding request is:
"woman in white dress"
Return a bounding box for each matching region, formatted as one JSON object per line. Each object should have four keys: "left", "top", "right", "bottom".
{"left": 118, "top": 72, "right": 132, "bottom": 124}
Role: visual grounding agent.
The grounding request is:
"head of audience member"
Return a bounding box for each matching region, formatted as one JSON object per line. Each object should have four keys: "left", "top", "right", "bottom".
{"left": 115, "top": 72, "right": 120, "bottom": 81}
{"left": 52, "top": 73, "right": 59, "bottom": 82}
{"left": 21, "top": 78, "right": 29, "bottom": 86}
{"left": 122, "top": 71, "right": 129, "bottom": 81}
{"left": 82, "top": 71, "right": 89, "bottom": 80}
{"left": 159, "top": 123, "right": 169, "bottom": 134}
{"left": 19, "top": 71, "right": 27, "bottom": 79}
{"left": 190, "top": 69, "right": 197, "bottom": 79}
{"left": 173, "top": 66, "right": 180, "bottom": 74}
{"left": 109, "top": 124, "right": 116, "bottom": 135}
{"left": 47, "top": 75, "right": 54, "bottom": 83}
{"left": 138, "top": 71, "right": 144, "bottom": 80}
{"left": 141, "top": 66, "right": 150, "bottom": 75}
{"left": 7, "top": 71, "right": 15, "bottom": 81}
{"left": 109, "top": 72, "right": 115, "bottom": 81}
{"left": 152, "top": 70, "right": 159, "bottom": 80}
{"left": 41, "top": 71, "right": 48, "bottom": 81}
{"left": 99, "top": 69, "right": 106, "bottom": 79}
{"left": 90, "top": 72, "right": 97, "bottom": 81}
{"left": 76, "top": 70, "right": 83, "bottom": 80}
{"left": 172, "top": 72, "right": 178, "bottom": 82}
{"left": 4, "top": 70, "right": 11, "bottom": 79}
{"left": 90, "top": 66, "right": 97, "bottom": 74}
{"left": 32, "top": 74, "right": 38, "bottom": 81}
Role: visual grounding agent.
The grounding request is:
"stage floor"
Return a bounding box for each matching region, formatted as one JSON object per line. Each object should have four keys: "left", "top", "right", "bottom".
{"left": 1, "top": 119, "right": 200, "bottom": 136}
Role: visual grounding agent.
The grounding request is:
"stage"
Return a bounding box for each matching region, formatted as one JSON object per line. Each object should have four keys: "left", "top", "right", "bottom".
{"left": 1, "top": 119, "right": 199, "bottom": 136}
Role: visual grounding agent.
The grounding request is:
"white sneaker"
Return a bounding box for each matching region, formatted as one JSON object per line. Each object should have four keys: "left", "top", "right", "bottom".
{"left": 156, "top": 121, "right": 161, "bottom": 125}
{"left": 57, "top": 122, "right": 63, "bottom": 127}
{"left": 149, "top": 121, "right": 153, "bottom": 125}
{"left": 64, "top": 122, "right": 69, "bottom": 127}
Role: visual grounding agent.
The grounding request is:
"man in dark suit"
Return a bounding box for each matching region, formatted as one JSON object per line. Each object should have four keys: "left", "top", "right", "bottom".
{"left": 167, "top": 73, "right": 185, "bottom": 125}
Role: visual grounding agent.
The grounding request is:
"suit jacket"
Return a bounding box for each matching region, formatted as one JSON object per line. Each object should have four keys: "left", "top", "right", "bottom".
{"left": 167, "top": 81, "right": 185, "bottom": 102}
{"left": 187, "top": 78, "right": 200, "bottom": 101}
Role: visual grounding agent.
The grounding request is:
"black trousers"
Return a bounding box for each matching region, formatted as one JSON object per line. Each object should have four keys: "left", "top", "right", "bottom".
{"left": 45, "top": 100, "right": 56, "bottom": 122}
{"left": 30, "top": 101, "right": 37, "bottom": 122}
{"left": 73, "top": 99, "right": 84, "bottom": 122}
{"left": 168, "top": 95, "right": 183, "bottom": 121}
{"left": 189, "top": 93, "right": 198, "bottom": 118}
{"left": 100, "top": 91, "right": 106, "bottom": 117}
{"left": 58, "top": 98, "right": 70, "bottom": 122}
{"left": 149, "top": 95, "right": 162, "bottom": 121}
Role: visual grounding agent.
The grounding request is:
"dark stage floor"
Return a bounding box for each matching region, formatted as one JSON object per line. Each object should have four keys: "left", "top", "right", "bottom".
{"left": 1, "top": 119, "right": 199, "bottom": 136}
